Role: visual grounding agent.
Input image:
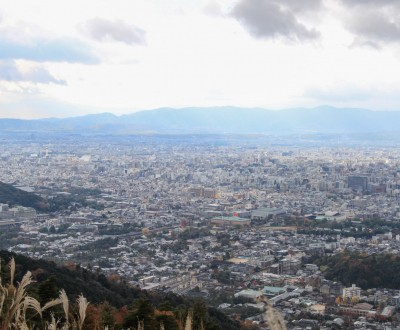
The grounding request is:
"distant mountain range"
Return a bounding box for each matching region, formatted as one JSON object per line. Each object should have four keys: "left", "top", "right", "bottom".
{"left": 1, "top": 106, "right": 400, "bottom": 135}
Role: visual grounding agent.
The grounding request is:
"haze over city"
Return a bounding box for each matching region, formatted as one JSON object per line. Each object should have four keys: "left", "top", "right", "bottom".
{"left": 1, "top": 0, "right": 400, "bottom": 118}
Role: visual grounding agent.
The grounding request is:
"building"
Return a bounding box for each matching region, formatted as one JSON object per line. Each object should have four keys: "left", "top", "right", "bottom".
{"left": 203, "top": 188, "right": 217, "bottom": 198}
{"left": 339, "top": 303, "right": 375, "bottom": 318}
{"left": 343, "top": 284, "right": 361, "bottom": 299}
{"left": 251, "top": 207, "right": 286, "bottom": 221}
{"left": 0, "top": 219, "right": 24, "bottom": 230}
{"left": 280, "top": 258, "right": 301, "bottom": 274}
{"left": 262, "top": 286, "right": 286, "bottom": 297}
{"left": 211, "top": 216, "right": 250, "bottom": 227}
{"left": 234, "top": 289, "right": 262, "bottom": 302}
{"left": 0, "top": 205, "right": 36, "bottom": 223}
{"left": 347, "top": 176, "right": 369, "bottom": 192}
{"left": 189, "top": 187, "right": 204, "bottom": 197}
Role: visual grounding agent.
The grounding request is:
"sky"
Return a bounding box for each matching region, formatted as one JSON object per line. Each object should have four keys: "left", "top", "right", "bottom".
{"left": 1, "top": 0, "right": 400, "bottom": 119}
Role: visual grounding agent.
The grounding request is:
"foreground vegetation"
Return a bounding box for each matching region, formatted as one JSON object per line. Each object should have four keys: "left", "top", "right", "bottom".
{"left": 0, "top": 257, "right": 89, "bottom": 329}
{"left": 0, "top": 252, "right": 254, "bottom": 329}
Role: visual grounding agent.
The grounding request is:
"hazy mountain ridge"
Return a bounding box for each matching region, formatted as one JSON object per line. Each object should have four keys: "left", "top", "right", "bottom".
{"left": 1, "top": 106, "right": 400, "bottom": 134}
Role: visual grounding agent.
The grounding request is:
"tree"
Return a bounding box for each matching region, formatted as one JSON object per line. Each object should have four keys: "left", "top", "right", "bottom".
{"left": 83, "top": 304, "right": 103, "bottom": 330}
{"left": 57, "top": 223, "right": 70, "bottom": 233}
{"left": 192, "top": 300, "right": 207, "bottom": 330}
{"left": 155, "top": 312, "right": 179, "bottom": 330}
{"left": 37, "top": 275, "right": 59, "bottom": 304}
{"left": 101, "top": 302, "right": 116, "bottom": 329}
{"left": 124, "top": 298, "right": 156, "bottom": 330}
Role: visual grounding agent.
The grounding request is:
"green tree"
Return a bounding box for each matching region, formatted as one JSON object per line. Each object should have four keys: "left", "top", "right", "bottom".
{"left": 37, "top": 275, "right": 59, "bottom": 304}
{"left": 101, "top": 302, "right": 116, "bottom": 329}
{"left": 192, "top": 300, "right": 207, "bottom": 330}
{"left": 37, "top": 275, "right": 60, "bottom": 322}
{"left": 156, "top": 313, "right": 179, "bottom": 330}
{"left": 124, "top": 298, "right": 156, "bottom": 330}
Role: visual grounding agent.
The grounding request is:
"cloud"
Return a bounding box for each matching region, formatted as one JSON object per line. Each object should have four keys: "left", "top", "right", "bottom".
{"left": 278, "top": 0, "right": 323, "bottom": 13}
{"left": 231, "top": 0, "right": 320, "bottom": 41}
{"left": 0, "top": 36, "right": 99, "bottom": 64}
{"left": 0, "top": 61, "right": 65, "bottom": 85}
{"left": 341, "top": 0, "right": 398, "bottom": 6}
{"left": 203, "top": 1, "right": 223, "bottom": 17}
{"left": 347, "top": 10, "right": 400, "bottom": 44}
{"left": 81, "top": 18, "right": 146, "bottom": 45}
{"left": 338, "top": 1, "right": 400, "bottom": 45}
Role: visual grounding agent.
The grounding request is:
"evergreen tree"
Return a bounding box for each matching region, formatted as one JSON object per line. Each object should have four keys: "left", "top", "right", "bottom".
{"left": 37, "top": 275, "right": 60, "bottom": 322}
{"left": 124, "top": 298, "right": 156, "bottom": 330}
{"left": 156, "top": 313, "right": 179, "bottom": 330}
{"left": 49, "top": 225, "right": 56, "bottom": 234}
{"left": 192, "top": 300, "right": 207, "bottom": 330}
{"left": 37, "top": 275, "right": 59, "bottom": 304}
{"left": 101, "top": 302, "right": 116, "bottom": 329}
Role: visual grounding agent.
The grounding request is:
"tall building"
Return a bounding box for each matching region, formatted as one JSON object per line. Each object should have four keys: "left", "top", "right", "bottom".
{"left": 347, "top": 176, "right": 369, "bottom": 192}
{"left": 343, "top": 284, "right": 361, "bottom": 299}
{"left": 280, "top": 258, "right": 301, "bottom": 274}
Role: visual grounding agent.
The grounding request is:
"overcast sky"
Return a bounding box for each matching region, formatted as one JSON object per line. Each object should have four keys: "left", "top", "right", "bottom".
{"left": 1, "top": 0, "right": 400, "bottom": 118}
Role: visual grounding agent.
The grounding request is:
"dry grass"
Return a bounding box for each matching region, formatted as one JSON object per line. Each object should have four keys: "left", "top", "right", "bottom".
{"left": 264, "top": 298, "right": 287, "bottom": 330}
{"left": 184, "top": 310, "right": 192, "bottom": 330}
{"left": 0, "top": 258, "right": 90, "bottom": 330}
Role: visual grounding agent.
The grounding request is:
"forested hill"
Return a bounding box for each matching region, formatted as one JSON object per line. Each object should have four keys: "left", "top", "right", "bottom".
{"left": 0, "top": 251, "right": 244, "bottom": 330}
{"left": 0, "top": 181, "right": 49, "bottom": 211}
{"left": 0, "top": 181, "right": 104, "bottom": 212}
{"left": 0, "top": 250, "right": 143, "bottom": 307}
{"left": 313, "top": 252, "right": 400, "bottom": 290}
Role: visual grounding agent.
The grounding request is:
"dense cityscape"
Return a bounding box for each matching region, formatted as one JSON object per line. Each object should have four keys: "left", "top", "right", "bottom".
{"left": 1, "top": 135, "right": 400, "bottom": 329}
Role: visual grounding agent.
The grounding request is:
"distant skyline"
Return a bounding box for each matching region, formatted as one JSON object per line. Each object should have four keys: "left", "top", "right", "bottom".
{"left": 1, "top": 0, "right": 400, "bottom": 119}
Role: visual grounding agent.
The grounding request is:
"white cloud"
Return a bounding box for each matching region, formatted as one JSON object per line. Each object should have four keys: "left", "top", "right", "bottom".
{"left": 338, "top": 0, "right": 400, "bottom": 47}
{"left": 230, "top": 0, "right": 320, "bottom": 41}
{"left": 80, "top": 18, "right": 146, "bottom": 45}
{"left": 203, "top": 1, "right": 223, "bottom": 17}
{"left": 0, "top": 60, "right": 65, "bottom": 84}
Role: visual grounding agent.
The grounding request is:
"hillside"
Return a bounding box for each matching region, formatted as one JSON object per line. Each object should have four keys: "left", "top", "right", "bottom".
{"left": 1, "top": 106, "right": 400, "bottom": 135}
{"left": 313, "top": 252, "right": 400, "bottom": 290}
{"left": 0, "top": 181, "right": 49, "bottom": 211}
{"left": 0, "top": 251, "right": 244, "bottom": 330}
{"left": 0, "top": 250, "right": 146, "bottom": 307}
{"left": 0, "top": 181, "right": 104, "bottom": 212}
